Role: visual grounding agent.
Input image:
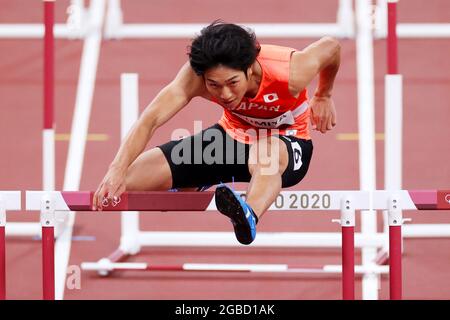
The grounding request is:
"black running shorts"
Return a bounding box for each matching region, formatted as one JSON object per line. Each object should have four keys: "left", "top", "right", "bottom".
{"left": 158, "top": 123, "right": 313, "bottom": 189}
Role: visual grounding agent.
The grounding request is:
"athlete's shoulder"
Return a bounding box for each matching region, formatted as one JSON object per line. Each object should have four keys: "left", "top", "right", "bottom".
{"left": 172, "top": 61, "right": 210, "bottom": 99}
{"left": 258, "top": 44, "right": 297, "bottom": 61}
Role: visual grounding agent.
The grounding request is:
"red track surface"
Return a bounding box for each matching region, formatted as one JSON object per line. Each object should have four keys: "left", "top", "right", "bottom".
{"left": 0, "top": 0, "right": 449, "bottom": 299}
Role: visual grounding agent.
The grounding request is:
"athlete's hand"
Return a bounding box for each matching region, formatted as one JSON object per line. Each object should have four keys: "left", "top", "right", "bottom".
{"left": 93, "top": 165, "right": 127, "bottom": 211}
{"left": 309, "top": 95, "right": 337, "bottom": 134}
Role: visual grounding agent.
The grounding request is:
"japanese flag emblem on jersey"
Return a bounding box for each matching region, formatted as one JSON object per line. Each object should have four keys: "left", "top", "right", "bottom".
{"left": 263, "top": 93, "right": 279, "bottom": 103}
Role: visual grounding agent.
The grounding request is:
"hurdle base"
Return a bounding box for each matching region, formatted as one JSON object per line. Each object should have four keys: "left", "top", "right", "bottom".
{"left": 136, "top": 231, "right": 386, "bottom": 248}
{"left": 81, "top": 261, "right": 389, "bottom": 275}
{"left": 83, "top": 230, "right": 387, "bottom": 277}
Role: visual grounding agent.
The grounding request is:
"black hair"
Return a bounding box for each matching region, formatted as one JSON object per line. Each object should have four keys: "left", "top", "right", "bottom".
{"left": 188, "top": 21, "right": 261, "bottom": 76}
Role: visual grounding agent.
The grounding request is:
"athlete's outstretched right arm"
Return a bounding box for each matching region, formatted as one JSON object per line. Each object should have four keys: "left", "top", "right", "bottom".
{"left": 93, "top": 62, "right": 206, "bottom": 210}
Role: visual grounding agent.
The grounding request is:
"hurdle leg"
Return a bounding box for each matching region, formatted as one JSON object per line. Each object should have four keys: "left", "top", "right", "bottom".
{"left": 388, "top": 195, "right": 402, "bottom": 300}
{"left": 337, "top": 196, "right": 356, "bottom": 300}
{"left": 0, "top": 205, "right": 5, "bottom": 300}
{"left": 41, "top": 195, "right": 55, "bottom": 300}
{"left": 389, "top": 225, "right": 402, "bottom": 299}
{"left": 0, "top": 192, "right": 21, "bottom": 300}
{"left": 42, "top": 1, "right": 56, "bottom": 300}
{"left": 342, "top": 225, "right": 355, "bottom": 299}
{"left": 43, "top": 0, "right": 55, "bottom": 192}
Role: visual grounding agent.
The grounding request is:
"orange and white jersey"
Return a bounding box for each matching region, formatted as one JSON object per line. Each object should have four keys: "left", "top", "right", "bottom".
{"left": 213, "top": 44, "right": 311, "bottom": 144}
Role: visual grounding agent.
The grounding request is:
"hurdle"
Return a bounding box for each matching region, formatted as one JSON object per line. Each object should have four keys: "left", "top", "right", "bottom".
{"left": 103, "top": 0, "right": 355, "bottom": 39}
{"left": 0, "top": 0, "right": 88, "bottom": 39}
{"left": 3, "top": 0, "right": 57, "bottom": 240}
{"left": 376, "top": 0, "right": 450, "bottom": 265}
{"left": 4, "top": 0, "right": 96, "bottom": 240}
{"left": 24, "top": 189, "right": 450, "bottom": 300}
{"left": 0, "top": 192, "right": 22, "bottom": 300}
{"left": 0, "top": 0, "right": 105, "bottom": 299}
{"left": 375, "top": 0, "right": 450, "bottom": 39}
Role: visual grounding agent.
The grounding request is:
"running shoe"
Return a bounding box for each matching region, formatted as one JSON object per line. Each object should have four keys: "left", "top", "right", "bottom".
{"left": 215, "top": 184, "right": 257, "bottom": 245}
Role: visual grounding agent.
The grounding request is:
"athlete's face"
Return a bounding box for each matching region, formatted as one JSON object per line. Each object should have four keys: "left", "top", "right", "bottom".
{"left": 204, "top": 65, "right": 250, "bottom": 109}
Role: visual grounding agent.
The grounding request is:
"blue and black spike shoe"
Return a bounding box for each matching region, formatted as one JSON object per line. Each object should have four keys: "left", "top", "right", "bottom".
{"left": 215, "top": 184, "right": 258, "bottom": 245}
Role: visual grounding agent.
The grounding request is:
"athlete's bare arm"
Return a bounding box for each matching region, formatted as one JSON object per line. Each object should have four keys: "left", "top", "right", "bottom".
{"left": 109, "top": 62, "right": 206, "bottom": 168}
{"left": 289, "top": 36, "right": 341, "bottom": 133}
{"left": 93, "top": 62, "right": 207, "bottom": 209}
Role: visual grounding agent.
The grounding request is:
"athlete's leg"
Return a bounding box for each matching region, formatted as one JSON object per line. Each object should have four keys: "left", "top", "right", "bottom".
{"left": 246, "top": 136, "right": 289, "bottom": 218}
{"left": 125, "top": 147, "right": 173, "bottom": 191}
{"left": 214, "top": 136, "right": 288, "bottom": 245}
{"left": 125, "top": 124, "right": 225, "bottom": 192}
{"left": 215, "top": 135, "right": 311, "bottom": 245}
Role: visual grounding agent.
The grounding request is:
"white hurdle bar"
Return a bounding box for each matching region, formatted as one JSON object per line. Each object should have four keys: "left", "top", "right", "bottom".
{"left": 103, "top": 0, "right": 355, "bottom": 39}
{"left": 25, "top": 189, "right": 450, "bottom": 300}
{"left": 0, "top": 24, "right": 82, "bottom": 39}
{"left": 375, "top": 0, "right": 450, "bottom": 39}
{"left": 0, "top": 0, "right": 88, "bottom": 39}
{"left": 0, "top": 191, "right": 22, "bottom": 300}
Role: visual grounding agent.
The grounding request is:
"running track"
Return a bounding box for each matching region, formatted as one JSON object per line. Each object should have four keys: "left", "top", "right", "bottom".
{"left": 0, "top": 0, "right": 449, "bottom": 299}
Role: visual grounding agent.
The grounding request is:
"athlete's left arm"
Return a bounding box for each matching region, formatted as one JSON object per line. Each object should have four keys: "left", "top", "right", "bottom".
{"left": 290, "top": 36, "right": 340, "bottom": 133}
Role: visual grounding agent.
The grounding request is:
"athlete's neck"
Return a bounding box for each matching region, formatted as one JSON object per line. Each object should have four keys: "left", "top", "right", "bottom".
{"left": 245, "top": 60, "right": 262, "bottom": 99}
